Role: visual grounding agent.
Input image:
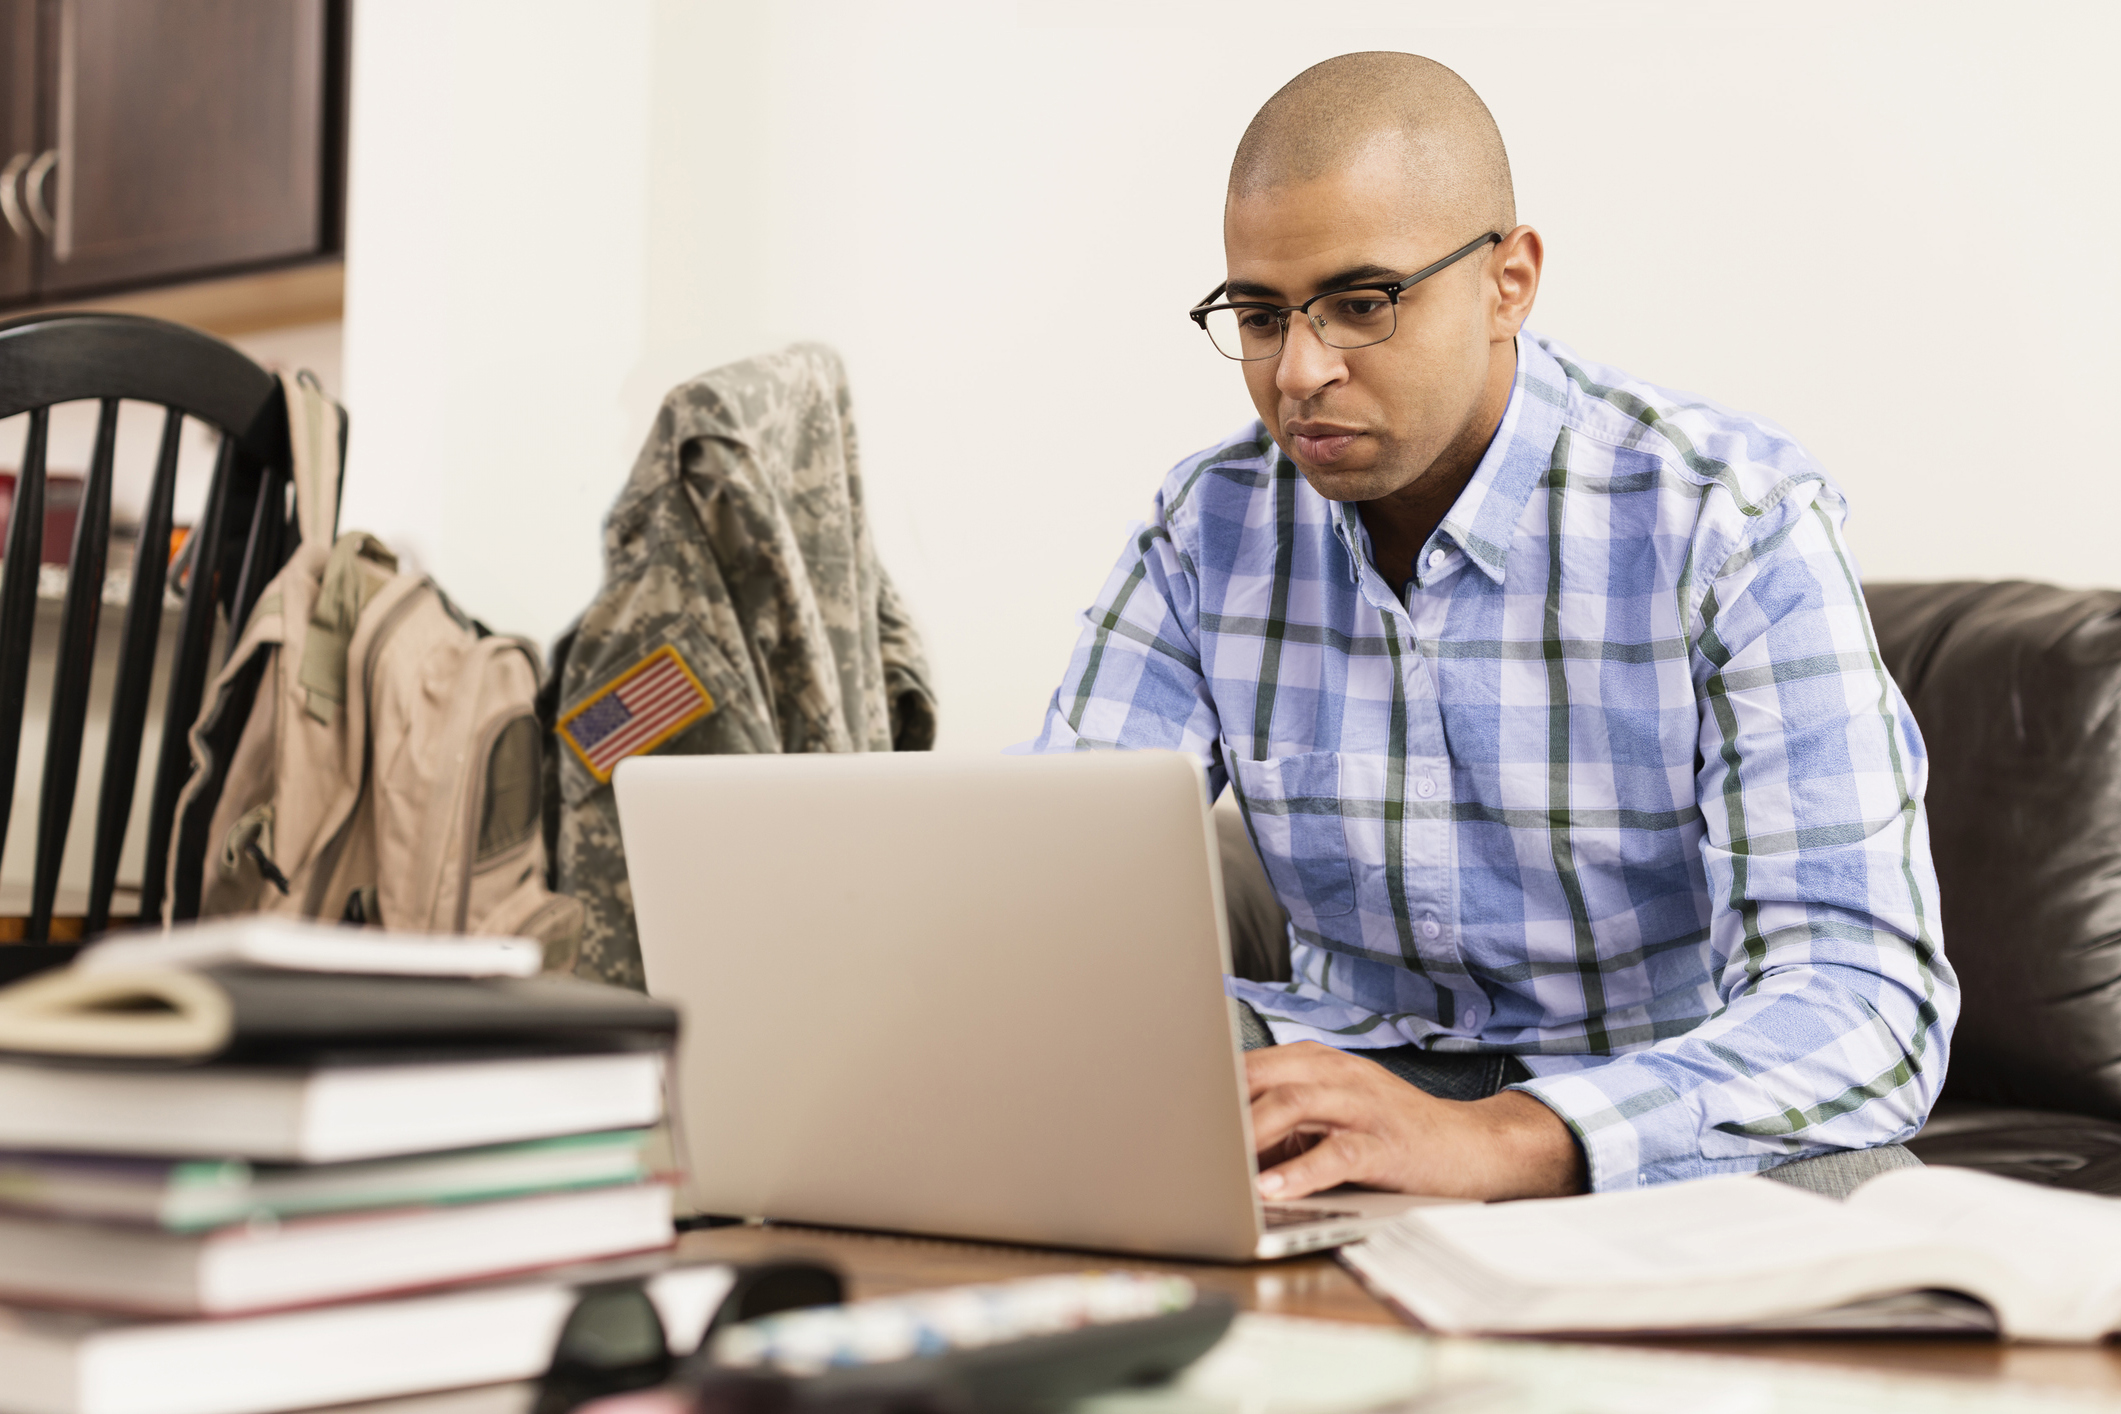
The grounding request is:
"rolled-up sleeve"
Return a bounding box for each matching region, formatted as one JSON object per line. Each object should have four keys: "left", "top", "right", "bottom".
{"left": 1511, "top": 485, "right": 1958, "bottom": 1190}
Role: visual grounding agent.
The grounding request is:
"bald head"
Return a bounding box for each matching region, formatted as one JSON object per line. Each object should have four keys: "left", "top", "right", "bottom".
{"left": 1230, "top": 53, "right": 1514, "bottom": 238}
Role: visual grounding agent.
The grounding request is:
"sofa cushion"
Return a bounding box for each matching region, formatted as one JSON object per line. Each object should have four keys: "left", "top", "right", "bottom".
{"left": 1867, "top": 581, "right": 2121, "bottom": 1118}
{"left": 1907, "top": 1101, "right": 2121, "bottom": 1195}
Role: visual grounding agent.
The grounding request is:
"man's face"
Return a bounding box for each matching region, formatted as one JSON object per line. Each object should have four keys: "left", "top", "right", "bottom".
{"left": 1223, "top": 148, "right": 1499, "bottom": 505}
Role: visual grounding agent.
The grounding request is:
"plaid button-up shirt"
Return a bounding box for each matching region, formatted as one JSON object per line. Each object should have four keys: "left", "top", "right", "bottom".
{"left": 1026, "top": 332, "right": 1955, "bottom": 1190}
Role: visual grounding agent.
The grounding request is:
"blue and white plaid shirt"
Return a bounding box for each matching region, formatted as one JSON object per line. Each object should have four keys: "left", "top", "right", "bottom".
{"left": 1027, "top": 332, "right": 1956, "bottom": 1191}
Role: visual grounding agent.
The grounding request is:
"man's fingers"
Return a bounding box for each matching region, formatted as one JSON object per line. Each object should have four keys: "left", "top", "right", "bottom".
{"left": 1244, "top": 1046, "right": 1465, "bottom": 1197}
{"left": 1244, "top": 1040, "right": 1368, "bottom": 1098}
{"left": 1248, "top": 1080, "right": 1365, "bottom": 1155}
{"left": 1257, "top": 1128, "right": 1367, "bottom": 1200}
{"left": 1257, "top": 1130, "right": 1321, "bottom": 1170}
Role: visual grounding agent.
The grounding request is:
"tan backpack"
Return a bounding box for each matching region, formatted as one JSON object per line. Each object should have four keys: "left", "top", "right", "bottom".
{"left": 165, "top": 374, "right": 583, "bottom": 966}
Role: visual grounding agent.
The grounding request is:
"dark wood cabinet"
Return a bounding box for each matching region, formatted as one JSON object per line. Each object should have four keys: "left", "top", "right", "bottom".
{"left": 0, "top": 2, "right": 37, "bottom": 302}
{"left": 0, "top": 0, "right": 346, "bottom": 309}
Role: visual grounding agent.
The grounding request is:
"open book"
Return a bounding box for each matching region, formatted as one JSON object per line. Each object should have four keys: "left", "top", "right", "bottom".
{"left": 1341, "top": 1166, "right": 2121, "bottom": 1341}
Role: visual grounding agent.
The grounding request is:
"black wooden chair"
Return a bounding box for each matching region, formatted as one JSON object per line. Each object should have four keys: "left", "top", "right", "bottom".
{"left": 0, "top": 311, "right": 334, "bottom": 975}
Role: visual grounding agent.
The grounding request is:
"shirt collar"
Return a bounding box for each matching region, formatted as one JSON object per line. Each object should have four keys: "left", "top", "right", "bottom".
{"left": 1430, "top": 331, "right": 1569, "bottom": 587}
{"left": 1322, "top": 332, "right": 1569, "bottom": 590}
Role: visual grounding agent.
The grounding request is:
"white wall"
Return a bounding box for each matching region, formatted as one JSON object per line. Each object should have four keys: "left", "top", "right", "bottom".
{"left": 342, "top": 1, "right": 2121, "bottom": 754}
{"left": 339, "top": 1, "right": 654, "bottom": 628}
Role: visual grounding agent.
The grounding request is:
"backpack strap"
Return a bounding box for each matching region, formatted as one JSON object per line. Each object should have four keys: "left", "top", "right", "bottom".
{"left": 280, "top": 369, "right": 346, "bottom": 548}
{"left": 299, "top": 532, "right": 399, "bottom": 726}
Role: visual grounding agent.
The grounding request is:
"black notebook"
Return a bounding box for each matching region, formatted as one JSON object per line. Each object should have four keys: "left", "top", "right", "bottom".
{"left": 0, "top": 963, "right": 677, "bottom": 1064}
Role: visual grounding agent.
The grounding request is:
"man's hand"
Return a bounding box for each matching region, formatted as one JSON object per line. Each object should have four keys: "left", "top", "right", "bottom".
{"left": 1247, "top": 1041, "right": 1587, "bottom": 1201}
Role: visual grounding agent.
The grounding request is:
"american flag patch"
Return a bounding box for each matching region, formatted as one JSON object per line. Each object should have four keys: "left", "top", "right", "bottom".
{"left": 557, "top": 644, "right": 716, "bottom": 783}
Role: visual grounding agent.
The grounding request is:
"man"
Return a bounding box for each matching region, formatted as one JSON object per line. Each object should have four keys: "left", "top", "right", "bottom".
{"left": 1027, "top": 53, "right": 1954, "bottom": 1201}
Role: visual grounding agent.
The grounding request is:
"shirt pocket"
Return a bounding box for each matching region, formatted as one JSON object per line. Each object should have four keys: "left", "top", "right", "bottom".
{"left": 1228, "top": 751, "right": 1358, "bottom": 922}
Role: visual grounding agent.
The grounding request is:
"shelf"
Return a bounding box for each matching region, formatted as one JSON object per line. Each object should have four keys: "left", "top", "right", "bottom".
{"left": 9, "top": 259, "right": 343, "bottom": 338}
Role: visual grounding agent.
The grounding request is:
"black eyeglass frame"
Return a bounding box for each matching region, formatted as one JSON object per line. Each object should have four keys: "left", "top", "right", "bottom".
{"left": 1188, "top": 231, "right": 1504, "bottom": 361}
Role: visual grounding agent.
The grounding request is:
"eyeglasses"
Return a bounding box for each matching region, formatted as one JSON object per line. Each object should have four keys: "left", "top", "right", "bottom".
{"left": 1188, "top": 232, "right": 1502, "bottom": 362}
{"left": 536, "top": 1280, "right": 673, "bottom": 1414}
{"left": 537, "top": 1261, "right": 846, "bottom": 1414}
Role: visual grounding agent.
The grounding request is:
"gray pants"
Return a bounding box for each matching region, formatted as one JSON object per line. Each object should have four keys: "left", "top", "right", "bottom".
{"left": 1236, "top": 1003, "right": 1918, "bottom": 1200}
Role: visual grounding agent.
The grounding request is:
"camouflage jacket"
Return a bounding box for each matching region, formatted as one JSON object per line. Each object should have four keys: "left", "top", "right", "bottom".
{"left": 545, "top": 343, "right": 936, "bottom": 986}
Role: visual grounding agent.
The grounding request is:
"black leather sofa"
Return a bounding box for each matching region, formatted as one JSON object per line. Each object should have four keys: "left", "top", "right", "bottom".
{"left": 1218, "top": 580, "right": 2121, "bottom": 1193}
{"left": 1874, "top": 582, "right": 2121, "bottom": 1192}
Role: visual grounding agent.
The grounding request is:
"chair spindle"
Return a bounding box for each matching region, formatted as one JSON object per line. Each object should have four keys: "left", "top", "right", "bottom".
{"left": 136, "top": 434, "right": 237, "bottom": 928}
{"left": 29, "top": 398, "right": 119, "bottom": 941}
{"left": 86, "top": 408, "right": 185, "bottom": 935}
{"left": 0, "top": 407, "right": 50, "bottom": 882}
{"left": 223, "top": 466, "right": 280, "bottom": 656}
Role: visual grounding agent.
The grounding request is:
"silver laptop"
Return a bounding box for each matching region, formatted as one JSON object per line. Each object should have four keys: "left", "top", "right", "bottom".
{"left": 614, "top": 749, "right": 1447, "bottom": 1261}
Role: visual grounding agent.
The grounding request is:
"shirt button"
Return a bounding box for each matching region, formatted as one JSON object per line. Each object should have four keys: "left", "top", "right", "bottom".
{"left": 1416, "top": 776, "right": 1436, "bottom": 798}
{"left": 1427, "top": 549, "right": 1447, "bottom": 569}
{"left": 1421, "top": 919, "right": 1441, "bottom": 940}
{"left": 1460, "top": 1009, "right": 1476, "bottom": 1030}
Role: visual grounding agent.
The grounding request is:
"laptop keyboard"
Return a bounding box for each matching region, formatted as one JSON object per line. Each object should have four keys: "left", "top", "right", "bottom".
{"left": 1262, "top": 1204, "right": 1362, "bottom": 1230}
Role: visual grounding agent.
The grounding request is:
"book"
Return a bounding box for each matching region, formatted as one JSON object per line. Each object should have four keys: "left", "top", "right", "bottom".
{"left": 0, "top": 1257, "right": 739, "bottom": 1414}
{"left": 1340, "top": 1164, "right": 2121, "bottom": 1341}
{"left": 0, "top": 1129, "right": 652, "bottom": 1231}
{"left": 0, "top": 1050, "right": 664, "bottom": 1162}
{"left": 0, "top": 964, "right": 677, "bottom": 1063}
{"left": 76, "top": 918, "right": 543, "bottom": 979}
{"left": 0, "top": 1181, "right": 675, "bottom": 1316}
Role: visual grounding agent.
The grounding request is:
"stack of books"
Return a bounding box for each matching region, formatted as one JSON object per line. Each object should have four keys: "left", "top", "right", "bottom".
{"left": 0, "top": 920, "right": 715, "bottom": 1414}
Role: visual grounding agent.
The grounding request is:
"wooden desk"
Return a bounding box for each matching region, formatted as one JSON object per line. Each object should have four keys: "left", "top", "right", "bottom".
{"left": 676, "top": 1220, "right": 2121, "bottom": 1398}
